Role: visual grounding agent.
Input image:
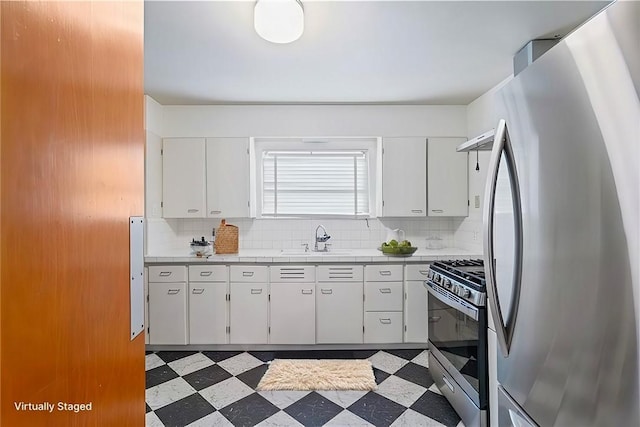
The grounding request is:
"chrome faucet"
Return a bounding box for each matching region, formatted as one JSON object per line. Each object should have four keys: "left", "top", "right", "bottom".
{"left": 314, "top": 225, "right": 331, "bottom": 252}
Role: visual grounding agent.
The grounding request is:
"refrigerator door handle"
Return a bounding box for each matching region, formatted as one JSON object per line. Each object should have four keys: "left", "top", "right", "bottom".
{"left": 483, "top": 119, "right": 524, "bottom": 357}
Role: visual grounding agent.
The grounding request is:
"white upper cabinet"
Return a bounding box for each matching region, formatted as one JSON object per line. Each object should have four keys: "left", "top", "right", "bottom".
{"left": 381, "top": 137, "right": 427, "bottom": 217}
{"left": 206, "top": 138, "right": 250, "bottom": 218}
{"left": 162, "top": 138, "right": 206, "bottom": 218}
{"left": 427, "top": 137, "right": 468, "bottom": 217}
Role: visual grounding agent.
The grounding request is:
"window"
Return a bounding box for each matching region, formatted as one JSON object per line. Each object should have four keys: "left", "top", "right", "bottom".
{"left": 252, "top": 138, "right": 379, "bottom": 218}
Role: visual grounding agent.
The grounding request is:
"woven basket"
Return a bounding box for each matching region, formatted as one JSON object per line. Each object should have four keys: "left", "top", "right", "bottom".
{"left": 214, "top": 219, "right": 239, "bottom": 254}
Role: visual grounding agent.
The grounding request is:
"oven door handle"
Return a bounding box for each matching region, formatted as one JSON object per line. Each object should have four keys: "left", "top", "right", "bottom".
{"left": 426, "top": 285, "right": 479, "bottom": 321}
{"left": 483, "top": 119, "right": 524, "bottom": 358}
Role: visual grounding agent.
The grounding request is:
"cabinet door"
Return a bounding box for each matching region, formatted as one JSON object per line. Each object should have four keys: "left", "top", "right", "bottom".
{"left": 149, "top": 282, "right": 188, "bottom": 344}
{"left": 381, "top": 137, "right": 427, "bottom": 217}
{"left": 270, "top": 283, "right": 315, "bottom": 344}
{"left": 189, "top": 282, "right": 227, "bottom": 344}
{"left": 364, "top": 312, "right": 403, "bottom": 343}
{"left": 206, "top": 138, "right": 250, "bottom": 218}
{"left": 404, "top": 281, "right": 429, "bottom": 343}
{"left": 427, "top": 137, "right": 468, "bottom": 216}
{"left": 316, "top": 282, "right": 363, "bottom": 344}
{"left": 162, "top": 138, "right": 206, "bottom": 218}
{"left": 229, "top": 282, "right": 268, "bottom": 344}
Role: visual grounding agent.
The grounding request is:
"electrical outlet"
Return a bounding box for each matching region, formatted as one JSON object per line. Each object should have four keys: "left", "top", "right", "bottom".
{"left": 473, "top": 231, "right": 479, "bottom": 241}
{"left": 474, "top": 195, "right": 480, "bottom": 208}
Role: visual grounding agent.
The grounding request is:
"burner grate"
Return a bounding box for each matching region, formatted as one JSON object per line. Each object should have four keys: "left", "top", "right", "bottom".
{"left": 431, "top": 259, "right": 486, "bottom": 290}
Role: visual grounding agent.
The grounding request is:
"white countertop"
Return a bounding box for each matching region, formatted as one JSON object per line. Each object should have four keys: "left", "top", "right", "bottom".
{"left": 144, "top": 247, "right": 482, "bottom": 264}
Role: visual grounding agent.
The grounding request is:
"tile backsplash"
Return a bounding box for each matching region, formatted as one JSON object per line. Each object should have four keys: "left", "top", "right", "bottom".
{"left": 145, "top": 217, "right": 467, "bottom": 255}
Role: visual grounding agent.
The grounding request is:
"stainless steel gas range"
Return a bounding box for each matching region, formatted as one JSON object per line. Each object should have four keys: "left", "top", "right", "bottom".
{"left": 425, "top": 260, "right": 488, "bottom": 427}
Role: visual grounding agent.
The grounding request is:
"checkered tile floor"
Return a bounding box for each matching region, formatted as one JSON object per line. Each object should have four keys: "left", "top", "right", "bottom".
{"left": 145, "top": 349, "right": 465, "bottom": 427}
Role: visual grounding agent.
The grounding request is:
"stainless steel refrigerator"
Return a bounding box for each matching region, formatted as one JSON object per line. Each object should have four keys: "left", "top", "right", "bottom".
{"left": 483, "top": 1, "right": 639, "bottom": 425}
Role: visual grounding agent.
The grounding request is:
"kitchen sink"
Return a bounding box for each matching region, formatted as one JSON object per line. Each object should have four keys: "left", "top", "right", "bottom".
{"left": 279, "top": 249, "right": 352, "bottom": 256}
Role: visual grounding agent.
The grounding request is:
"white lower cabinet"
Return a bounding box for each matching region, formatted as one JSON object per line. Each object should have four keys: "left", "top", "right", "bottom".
{"left": 404, "top": 264, "right": 430, "bottom": 343}
{"left": 316, "top": 282, "right": 364, "bottom": 343}
{"left": 364, "top": 312, "right": 403, "bottom": 343}
{"left": 146, "top": 262, "right": 433, "bottom": 347}
{"left": 316, "top": 265, "right": 364, "bottom": 344}
{"left": 270, "top": 283, "right": 315, "bottom": 344}
{"left": 148, "top": 266, "right": 188, "bottom": 345}
{"left": 188, "top": 266, "right": 228, "bottom": 344}
{"left": 269, "top": 266, "right": 315, "bottom": 344}
{"left": 189, "top": 283, "right": 227, "bottom": 344}
{"left": 229, "top": 266, "right": 269, "bottom": 344}
{"left": 363, "top": 265, "right": 403, "bottom": 343}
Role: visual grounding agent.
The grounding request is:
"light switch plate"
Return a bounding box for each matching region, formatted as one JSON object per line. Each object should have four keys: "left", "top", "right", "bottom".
{"left": 475, "top": 195, "right": 481, "bottom": 208}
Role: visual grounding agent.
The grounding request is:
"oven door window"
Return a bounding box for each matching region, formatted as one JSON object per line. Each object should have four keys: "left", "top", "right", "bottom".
{"left": 429, "top": 291, "right": 480, "bottom": 393}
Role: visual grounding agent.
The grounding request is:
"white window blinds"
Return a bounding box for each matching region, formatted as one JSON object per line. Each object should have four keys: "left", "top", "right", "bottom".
{"left": 262, "top": 150, "right": 369, "bottom": 216}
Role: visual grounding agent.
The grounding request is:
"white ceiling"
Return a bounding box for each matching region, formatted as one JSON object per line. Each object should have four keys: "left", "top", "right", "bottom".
{"left": 144, "top": 0, "right": 610, "bottom": 105}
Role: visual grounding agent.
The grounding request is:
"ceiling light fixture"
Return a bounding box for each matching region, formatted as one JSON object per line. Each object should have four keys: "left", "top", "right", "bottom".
{"left": 254, "top": 0, "right": 304, "bottom": 44}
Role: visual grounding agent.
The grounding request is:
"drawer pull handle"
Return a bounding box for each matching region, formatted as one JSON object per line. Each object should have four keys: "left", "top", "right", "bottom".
{"left": 159, "top": 272, "right": 172, "bottom": 277}
{"left": 379, "top": 270, "right": 392, "bottom": 276}
{"left": 192, "top": 288, "right": 204, "bottom": 294}
{"left": 200, "top": 271, "right": 212, "bottom": 277}
{"left": 210, "top": 210, "right": 222, "bottom": 214}
{"left": 251, "top": 288, "right": 262, "bottom": 294}
{"left": 379, "top": 318, "right": 392, "bottom": 324}
{"left": 187, "top": 209, "right": 199, "bottom": 213}
{"left": 167, "top": 289, "right": 180, "bottom": 295}
{"left": 432, "top": 209, "right": 444, "bottom": 213}
{"left": 301, "top": 289, "right": 313, "bottom": 295}
{"left": 379, "top": 288, "right": 392, "bottom": 294}
{"left": 429, "top": 316, "right": 441, "bottom": 323}
{"left": 242, "top": 271, "right": 254, "bottom": 277}
{"left": 321, "top": 289, "right": 333, "bottom": 294}
{"left": 442, "top": 376, "right": 455, "bottom": 393}
{"left": 411, "top": 209, "right": 423, "bottom": 213}
{"left": 419, "top": 270, "right": 429, "bottom": 275}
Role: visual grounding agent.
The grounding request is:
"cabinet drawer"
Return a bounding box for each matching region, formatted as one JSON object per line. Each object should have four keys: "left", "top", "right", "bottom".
{"left": 365, "top": 265, "right": 403, "bottom": 282}
{"left": 364, "top": 312, "right": 403, "bottom": 343}
{"left": 148, "top": 265, "right": 187, "bottom": 282}
{"left": 189, "top": 265, "right": 228, "bottom": 282}
{"left": 364, "top": 282, "right": 403, "bottom": 311}
{"left": 270, "top": 265, "right": 315, "bottom": 283}
{"left": 405, "top": 264, "right": 431, "bottom": 281}
{"left": 317, "top": 265, "right": 363, "bottom": 282}
{"left": 230, "top": 265, "right": 268, "bottom": 282}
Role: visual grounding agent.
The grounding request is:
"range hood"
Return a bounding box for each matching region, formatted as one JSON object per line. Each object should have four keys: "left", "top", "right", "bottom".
{"left": 456, "top": 128, "right": 495, "bottom": 152}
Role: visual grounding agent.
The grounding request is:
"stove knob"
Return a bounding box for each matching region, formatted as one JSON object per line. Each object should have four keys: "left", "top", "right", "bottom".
{"left": 463, "top": 289, "right": 471, "bottom": 298}
{"left": 432, "top": 273, "right": 440, "bottom": 283}
{"left": 443, "top": 278, "right": 451, "bottom": 288}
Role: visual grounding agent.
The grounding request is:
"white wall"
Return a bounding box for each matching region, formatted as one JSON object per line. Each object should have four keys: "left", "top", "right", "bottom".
{"left": 145, "top": 95, "right": 164, "bottom": 134}
{"left": 454, "top": 76, "right": 512, "bottom": 253}
{"left": 145, "top": 96, "right": 164, "bottom": 221}
{"left": 160, "top": 105, "right": 467, "bottom": 138}
{"left": 145, "top": 102, "right": 470, "bottom": 254}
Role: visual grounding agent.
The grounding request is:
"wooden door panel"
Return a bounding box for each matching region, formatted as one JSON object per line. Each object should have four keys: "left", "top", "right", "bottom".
{"left": 1, "top": 1, "right": 144, "bottom": 425}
